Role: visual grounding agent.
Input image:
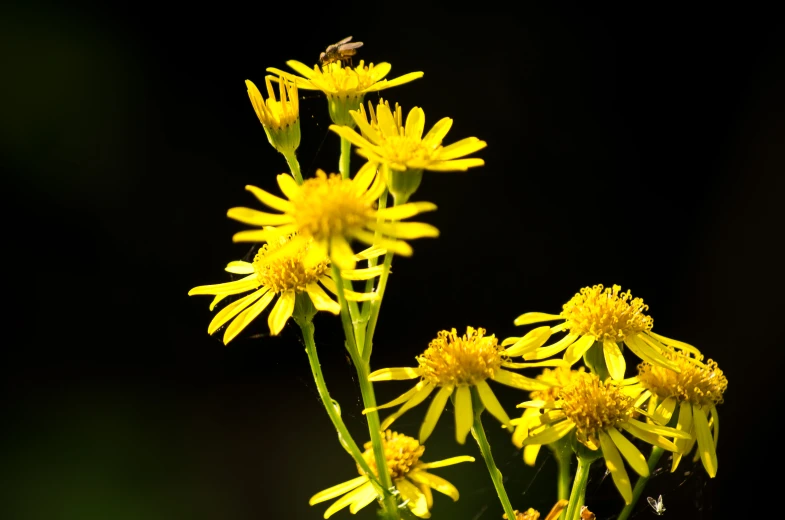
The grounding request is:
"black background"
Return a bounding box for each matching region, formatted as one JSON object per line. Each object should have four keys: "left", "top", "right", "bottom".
{"left": 3, "top": 4, "right": 784, "bottom": 519}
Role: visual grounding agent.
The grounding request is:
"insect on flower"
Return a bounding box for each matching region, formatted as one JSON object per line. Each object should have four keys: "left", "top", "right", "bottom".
{"left": 647, "top": 495, "right": 666, "bottom": 515}
{"left": 320, "top": 36, "right": 363, "bottom": 67}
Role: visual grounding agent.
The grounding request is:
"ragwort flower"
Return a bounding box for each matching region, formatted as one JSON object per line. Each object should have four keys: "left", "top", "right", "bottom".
{"left": 502, "top": 500, "right": 569, "bottom": 520}
{"left": 519, "top": 373, "right": 690, "bottom": 504}
{"left": 188, "top": 234, "right": 382, "bottom": 343}
{"left": 510, "top": 284, "right": 703, "bottom": 380}
{"left": 367, "top": 327, "right": 551, "bottom": 444}
{"left": 309, "top": 430, "right": 473, "bottom": 519}
{"left": 635, "top": 348, "right": 727, "bottom": 477}
{"left": 268, "top": 60, "right": 422, "bottom": 126}
{"left": 227, "top": 163, "right": 439, "bottom": 270}
{"left": 246, "top": 76, "right": 300, "bottom": 154}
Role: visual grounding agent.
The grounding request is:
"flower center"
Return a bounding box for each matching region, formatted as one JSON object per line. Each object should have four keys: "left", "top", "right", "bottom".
{"left": 560, "top": 375, "right": 634, "bottom": 438}
{"left": 318, "top": 61, "right": 379, "bottom": 97}
{"left": 637, "top": 350, "right": 727, "bottom": 407}
{"left": 529, "top": 367, "right": 587, "bottom": 402}
{"left": 291, "top": 171, "right": 374, "bottom": 241}
{"left": 417, "top": 327, "right": 504, "bottom": 387}
{"left": 561, "top": 284, "right": 653, "bottom": 342}
{"left": 380, "top": 135, "right": 432, "bottom": 163}
{"left": 359, "top": 431, "right": 424, "bottom": 480}
{"left": 252, "top": 235, "right": 328, "bottom": 293}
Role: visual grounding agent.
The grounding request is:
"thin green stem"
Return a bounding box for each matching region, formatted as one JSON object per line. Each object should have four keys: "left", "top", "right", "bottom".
{"left": 565, "top": 457, "right": 593, "bottom": 520}
{"left": 339, "top": 136, "right": 351, "bottom": 179}
{"left": 330, "top": 265, "right": 400, "bottom": 520}
{"left": 470, "top": 390, "right": 517, "bottom": 520}
{"left": 616, "top": 446, "right": 665, "bottom": 520}
{"left": 295, "top": 319, "right": 382, "bottom": 489}
{"left": 551, "top": 439, "right": 572, "bottom": 520}
{"left": 283, "top": 151, "right": 303, "bottom": 185}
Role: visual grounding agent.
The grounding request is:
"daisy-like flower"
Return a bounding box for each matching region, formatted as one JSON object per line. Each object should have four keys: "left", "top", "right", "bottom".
{"left": 502, "top": 500, "right": 569, "bottom": 520}
{"left": 246, "top": 76, "right": 300, "bottom": 155}
{"left": 309, "top": 430, "right": 474, "bottom": 519}
{"left": 188, "top": 234, "right": 382, "bottom": 343}
{"left": 367, "top": 327, "right": 552, "bottom": 444}
{"left": 511, "top": 366, "right": 587, "bottom": 466}
{"left": 267, "top": 60, "right": 423, "bottom": 126}
{"left": 329, "top": 100, "right": 486, "bottom": 199}
{"left": 635, "top": 348, "right": 727, "bottom": 478}
{"left": 519, "top": 373, "right": 691, "bottom": 504}
{"left": 510, "top": 284, "right": 704, "bottom": 380}
{"left": 227, "top": 163, "right": 439, "bottom": 270}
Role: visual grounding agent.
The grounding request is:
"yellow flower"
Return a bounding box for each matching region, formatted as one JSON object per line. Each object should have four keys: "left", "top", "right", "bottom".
{"left": 226, "top": 164, "right": 439, "bottom": 270}
{"left": 635, "top": 348, "right": 727, "bottom": 478}
{"left": 309, "top": 430, "right": 474, "bottom": 519}
{"left": 367, "top": 327, "right": 553, "bottom": 444}
{"left": 246, "top": 76, "right": 300, "bottom": 154}
{"left": 502, "top": 500, "right": 569, "bottom": 520}
{"left": 518, "top": 373, "right": 691, "bottom": 504}
{"left": 510, "top": 366, "right": 587, "bottom": 466}
{"left": 509, "top": 284, "right": 704, "bottom": 380}
{"left": 267, "top": 60, "right": 423, "bottom": 126}
{"left": 188, "top": 234, "right": 382, "bottom": 343}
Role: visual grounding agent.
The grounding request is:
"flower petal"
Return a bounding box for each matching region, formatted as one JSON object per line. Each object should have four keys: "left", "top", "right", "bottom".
{"left": 437, "top": 137, "right": 487, "bottom": 161}
{"left": 231, "top": 225, "right": 298, "bottom": 243}
{"left": 454, "top": 386, "right": 473, "bottom": 444}
{"left": 502, "top": 359, "right": 567, "bottom": 369}
{"left": 283, "top": 60, "right": 318, "bottom": 79}
{"left": 376, "top": 201, "right": 438, "bottom": 221}
{"left": 223, "top": 290, "right": 276, "bottom": 344}
{"left": 188, "top": 274, "right": 258, "bottom": 296}
{"left": 353, "top": 160, "right": 378, "bottom": 192}
{"left": 426, "top": 158, "right": 485, "bottom": 172}
{"left": 514, "top": 312, "right": 564, "bottom": 326}
{"left": 244, "top": 184, "right": 294, "bottom": 212}
{"left": 523, "top": 333, "right": 579, "bottom": 361}
{"left": 364, "top": 71, "right": 424, "bottom": 93}
{"left": 623, "top": 335, "right": 680, "bottom": 373}
{"left": 492, "top": 369, "right": 552, "bottom": 391}
{"left": 267, "top": 290, "right": 295, "bottom": 335}
{"left": 422, "top": 117, "right": 453, "bottom": 146}
{"left": 692, "top": 406, "right": 718, "bottom": 477}
{"left": 522, "top": 419, "right": 574, "bottom": 446}
{"left": 306, "top": 283, "right": 341, "bottom": 315}
{"left": 366, "top": 221, "right": 439, "bottom": 239}
{"left": 599, "top": 429, "right": 633, "bottom": 504}
{"left": 626, "top": 418, "right": 692, "bottom": 439}
{"left": 329, "top": 235, "right": 357, "bottom": 271}
{"left": 563, "top": 335, "right": 596, "bottom": 365}
{"left": 607, "top": 428, "right": 649, "bottom": 477}
{"left": 368, "top": 367, "right": 420, "bottom": 381}
{"left": 208, "top": 288, "right": 269, "bottom": 335}
{"left": 351, "top": 229, "right": 413, "bottom": 256}
{"left": 225, "top": 261, "right": 255, "bottom": 274}
{"left": 504, "top": 326, "right": 553, "bottom": 357}
{"left": 645, "top": 331, "right": 702, "bottom": 356}
{"left": 329, "top": 124, "right": 376, "bottom": 150}
{"left": 653, "top": 397, "right": 677, "bottom": 425}
{"left": 405, "top": 107, "right": 425, "bottom": 140}
{"left": 419, "top": 386, "right": 453, "bottom": 443}
{"left": 416, "top": 456, "right": 475, "bottom": 470}
{"left": 365, "top": 381, "right": 427, "bottom": 414}
{"left": 619, "top": 422, "right": 679, "bottom": 452}
{"left": 603, "top": 340, "right": 626, "bottom": 380}
{"left": 276, "top": 173, "right": 301, "bottom": 200}
{"left": 408, "top": 471, "right": 459, "bottom": 501}
{"left": 340, "top": 265, "right": 385, "bottom": 281}
{"left": 396, "top": 478, "right": 430, "bottom": 518}
{"left": 323, "top": 481, "right": 375, "bottom": 519}
{"left": 309, "top": 475, "right": 368, "bottom": 505}
{"left": 380, "top": 383, "right": 435, "bottom": 430}
{"left": 348, "top": 483, "right": 379, "bottom": 514}
{"left": 523, "top": 444, "right": 542, "bottom": 466}
{"left": 350, "top": 112, "right": 382, "bottom": 145}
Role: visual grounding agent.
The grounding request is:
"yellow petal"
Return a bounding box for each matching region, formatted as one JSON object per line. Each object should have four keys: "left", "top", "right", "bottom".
{"left": 404, "top": 107, "right": 425, "bottom": 140}
{"left": 209, "top": 293, "right": 229, "bottom": 311}
{"left": 422, "top": 117, "right": 453, "bottom": 146}
{"left": 523, "top": 444, "right": 542, "bottom": 466}
{"left": 366, "top": 221, "right": 439, "bottom": 239}
{"left": 367, "top": 367, "right": 420, "bottom": 381}
{"left": 426, "top": 158, "right": 485, "bottom": 171}
{"left": 619, "top": 422, "right": 679, "bottom": 452}
{"left": 339, "top": 265, "right": 385, "bottom": 281}
{"left": 329, "top": 235, "right": 357, "bottom": 270}
{"left": 502, "top": 359, "right": 567, "bottom": 369}
{"left": 437, "top": 137, "right": 487, "bottom": 160}
{"left": 375, "top": 102, "right": 399, "bottom": 137}
{"left": 283, "top": 60, "right": 318, "bottom": 79}
{"left": 419, "top": 386, "right": 453, "bottom": 443}
{"left": 416, "top": 456, "right": 475, "bottom": 470}
{"left": 348, "top": 483, "right": 379, "bottom": 514}
{"left": 563, "top": 335, "right": 596, "bottom": 365}
{"left": 492, "top": 369, "right": 552, "bottom": 391}
{"left": 318, "top": 276, "right": 377, "bottom": 302}
{"left": 309, "top": 475, "right": 368, "bottom": 505}
{"left": 225, "top": 261, "right": 255, "bottom": 274}
{"left": 376, "top": 202, "right": 438, "bottom": 221}
{"left": 396, "top": 478, "right": 430, "bottom": 518}
{"left": 350, "top": 112, "right": 382, "bottom": 145}
{"left": 244, "top": 184, "right": 294, "bottom": 213}
{"left": 626, "top": 418, "right": 692, "bottom": 439}
{"left": 602, "top": 340, "right": 626, "bottom": 380}
{"left": 523, "top": 333, "right": 579, "bottom": 360}
{"left": 276, "top": 173, "right": 301, "bottom": 201}
{"left": 188, "top": 274, "right": 258, "bottom": 296}
{"left": 354, "top": 245, "right": 386, "bottom": 261}
{"left": 504, "top": 326, "right": 553, "bottom": 357}
{"left": 352, "top": 160, "right": 378, "bottom": 192}
{"left": 653, "top": 397, "right": 677, "bottom": 425}
{"left": 231, "top": 227, "right": 295, "bottom": 243}
{"left": 306, "top": 283, "right": 340, "bottom": 315}
{"left": 380, "top": 383, "right": 434, "bottom": 430}
{"left": 222, "top": 290, "right": 276, "bottom": 344}
{"left": 303, "top": 240, "right": 328, "bottom": 268}
{"left": 329, "top": 124, "right": 376, "bottom": 150}
{"left": 364, "top": 381, "right": 426, "bottom": 414}
{"left": 607, "top": 428, "right": 649, "bottom": 477}
{"left": 351, "top": 229, "right": 413, "bottom": 256}
{"left": 692, "top": 406, "right": 718, "bottom": 477}
{"left": 208, "top": 288, "right": 269, "bottom": 335}
{"left": 267, "top": 290, "right": 295, "bottom": 336}
{"left": 514, "top": 312, "right": 563, "bottom": 326}
{"left": 522, "top": 419, "right": 574, "bottom": 446}
{"left": 364, "top": 71, "right": 424, "bottom": 93}
{"left": 408, "top": 471, "right": 459, "bottom": 501}
{"left": 599, "top": 430, "right": 633, "bottom": 504}
{"left": 623, "top": 335, "right": 680, "bottom": 373}
{"left": 323, "top": 481, "right": 375, "bottom": 519}
{"left": 475, "top": 380, "right": 511, "bottom": 427}
{"left": 671, "top": 401, "right": 694, "bottom": 470}
{"left": 645, "top": 331, "right": 702, "bottom": 356}
{"left": 454, "top": 386, "right": 473, "bottom": 444}
{"left": 710, "top": 405, "right": 720, "bottom": 447}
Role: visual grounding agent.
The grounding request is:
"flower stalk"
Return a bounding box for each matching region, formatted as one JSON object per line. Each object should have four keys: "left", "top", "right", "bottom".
{"left": 564, "top": 456, "right": 593, "bottom": 520}
{"left": 616, "top": 446, "right": 665, "bottom": 520}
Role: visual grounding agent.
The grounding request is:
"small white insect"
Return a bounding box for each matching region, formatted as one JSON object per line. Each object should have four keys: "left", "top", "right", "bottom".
{"left": 647, "top": 495, "right": 666, "bottom": 515}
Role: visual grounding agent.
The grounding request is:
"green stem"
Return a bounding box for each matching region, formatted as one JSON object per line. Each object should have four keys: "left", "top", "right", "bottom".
{"left": 583, "top": 341, "right": 610, "bottom": 381}
{"left": 361, "top": 192, "right": 407, "bottom": 363}
{"left": 283, "top": 151, "right": 303, "bottom": 185}
{"left": 330, "top": 265, "right": 400, "bottom": 520}
{"left": 470, "top": 390, "right": 517, "bottom": 520}
{"left": 565, "top": 457, "right": 592, "bottom": 520}
{"left": 616, "top": 446, "right": 665, "bottom": 520}
{"left": 551, "top": 440, "right": 572, "bottom": 519}
{"left": 295, "top": 319, "right": 382, "bottom": 489}
{"left": 339, "top": 136, "right": 351, "bottom": 179}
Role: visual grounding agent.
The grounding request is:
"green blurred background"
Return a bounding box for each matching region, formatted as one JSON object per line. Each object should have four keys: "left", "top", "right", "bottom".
{"left": 3, "top": 3, "right": 784, "bottom": 519}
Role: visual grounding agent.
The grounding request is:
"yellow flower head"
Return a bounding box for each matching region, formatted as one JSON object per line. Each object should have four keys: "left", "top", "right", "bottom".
{"left": 636, "top": 349, "right": 726, "bottom": 478}
{"left": 519, "top": 373, "right": 692, "bottom": 505}
{"left": 329, "top": 99, "right": 487, "bottom": 200}
{"left": 310, "top": 430, "right": 474, "bottom": 519}
{"left": 268, "top": 60, "right": 423, "bottom": 126}
{"left": 227, "top": 164, "right": 439, "bottom": 270}
{"left": 502, "top": 500, "right": 569, "bottom": 520}
{"left": 510, "top": 284, "right": 704, "bottom": 380}
{"left": 367, "top": 327, "right": 552, "bottom": 445}
{"left": 188, "top": 234, "right": 382, "bottom": 343}
{"left": 246, "top": 76, "right": 300, "bottom": 154}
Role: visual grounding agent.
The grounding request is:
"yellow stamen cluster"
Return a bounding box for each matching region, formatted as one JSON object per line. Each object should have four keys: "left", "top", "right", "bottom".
{"left": 529, "top": 366, "right": 587, "bottom": 402}
{"left": 312, "top": 61, "right": 387, "bottom": 98}
{"left": 560, "top": 375, "right": 634, "bottom": 440}
{"left": 503, "top": 509, "right": 540, "bottom": 520}
{"left": 561, "top": 284, "right": 653, "bottom": 342}
{"left": 357, "top": 100, "right": 432, "bottom": 163}
{"left": 252, "top": 235, "right": 328, "bottom": 293}
{"left": 292, "top": 171, "right": 374, "bottom": 240}
{"left": 417, "top": 327, "right": 504, "bottom": 387}
{"left": 637, "top": 350, "right": 727, "bottom": 407}
{"left": 360, "top": 430, "right": 424, "bottom": 480}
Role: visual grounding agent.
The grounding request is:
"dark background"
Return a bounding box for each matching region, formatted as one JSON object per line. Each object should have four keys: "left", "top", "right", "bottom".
{"left": 3, "top": 4, "right": 784, "bottom": 519}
